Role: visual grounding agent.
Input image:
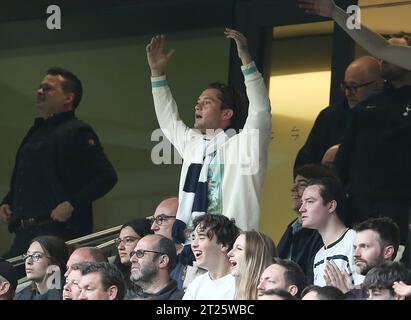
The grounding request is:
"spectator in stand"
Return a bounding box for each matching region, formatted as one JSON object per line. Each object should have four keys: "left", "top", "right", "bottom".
{"left": 15, "top": 235, "right": 69, "bottom": 300}
{"left": 301, "top": 285, "right": 345, "bottom": 300}
{"left": 77, "top": 261, "right": 125, "bottom": 300}
{"left": 277, "top": 164, "right": 336, "bottom": 284}
{"left": 257, "top": 258, "right": 306, "bottom": 299}
{"left": 113, "top": 218, "right": 152, "bottom": 299}
{"left": 324, "top": 217, "right": 400, "bottom": 299}
{"left": 63, "top": 262, "right": 83, "bottom": 300}
{"left": 299, "top": 177, "right": 363, "bottom": 287}
{"left": 294, "top": 56, "right": 383, "bottom": 169}
{"left": 227, "top": 230, "right": 277, "bottom": 300}
{"left": 0, "top": 258, "right": 18, "bottom": 300}
{"left": 183, "top": 214, "right": 239, "bottom": 300}
{"left": 65, "top": 246, "right": 107, "bottom": 277}
{"left": 364, "top": 261, "right": 411, "bottom": 300}
{"left": 130, "top": 234, "right": 184, "bottom": 300}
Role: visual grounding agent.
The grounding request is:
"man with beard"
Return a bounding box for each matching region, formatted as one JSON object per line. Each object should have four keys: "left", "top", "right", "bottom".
{"left": 130, "top": 234, "right": 184, "bottom": 300}
{"left": 323, "top": 217, "right": 400, "bottom": 299}
{"left": 332, "top": 34, "right": 411, "bottom": 262}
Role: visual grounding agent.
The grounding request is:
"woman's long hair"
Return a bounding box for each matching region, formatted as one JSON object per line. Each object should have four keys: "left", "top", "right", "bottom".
{"left": 234, "top": 231, "right": 277, "bottom": 300}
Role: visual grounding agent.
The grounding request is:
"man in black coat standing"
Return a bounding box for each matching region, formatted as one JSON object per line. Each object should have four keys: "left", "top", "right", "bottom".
{"left": 0, "top": 67, "right": 117, "bottom": 259}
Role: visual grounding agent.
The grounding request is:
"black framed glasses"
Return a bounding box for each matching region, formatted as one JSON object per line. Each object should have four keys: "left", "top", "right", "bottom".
{"left": 22, "top": 252, "right": 50, "bottom": 262}
{"left": 129, "top": 249, "right": 165, "bottom": 259}
{"left": 340, "top": 80, "right": 376, "bottom": 94}
{"left": 150, "top": 214, "right": 176, "bottom": 226}
{"left": 114, "top": 236, "right": 140, "bottom": 247}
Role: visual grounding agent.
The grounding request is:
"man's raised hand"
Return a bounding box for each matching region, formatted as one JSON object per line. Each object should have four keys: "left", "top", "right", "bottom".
{"left": 224, "top": 28, "right": 252, "bottom": 66}
{"left": 146, "top": 34, "right": 176, "bottom": 77}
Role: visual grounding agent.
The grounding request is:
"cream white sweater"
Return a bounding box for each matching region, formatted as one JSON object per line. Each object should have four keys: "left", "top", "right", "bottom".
{"left": 151, "top": 62, "right": 271, "bottom": 232}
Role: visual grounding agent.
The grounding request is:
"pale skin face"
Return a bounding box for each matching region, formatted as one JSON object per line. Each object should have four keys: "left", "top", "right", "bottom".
{"left": 291, "top": 175, "right": 309, "bottom": 212}
{"left": 227, "top": 234, "right": 246, "bottom": 277}
{"left": 63, "top": 269, "right": 82, "bottom": 300}
{"left": 36, "top": 74, "right": 73, "bottom": 118}
{"left": 191, "top": 225, "right": 227, "bottom": 271}
{"left": 353, "top": 230, "right": 385, "bottom": 276}
{"left": 343, "top": 63, "right": 381, "bottom": 108}
{"left": 77, "top": 272, "right": 117, "bottom": 300}
{"left": 194, "top": 88, "right": 233, "bottom": 132}
{"left": 130, "top": 236, "right": 161, "bottom": 285}
{"left": 65, "top": 250, "right": 88, "bottom": 278}
{"left": 117, "top": 226, "right": 141, "bottom": 265}
{"left": 25, "top": 242, "right": 51, "bottom": 282}
{"left": 299, "top": 185, "right": 331, "bottom": 229}
{"left": 257, "top": 264, "right": 292, "bottom": 297}
{"left": 150, "top": 200, "right": 177, "bottom": 240}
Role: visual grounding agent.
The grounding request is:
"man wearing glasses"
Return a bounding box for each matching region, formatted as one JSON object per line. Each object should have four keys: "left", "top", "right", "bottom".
{"left": 335, "top": 34, "right": 411, "bottom": 266}
{"left": 294, "top": 55, "right": 383, "bottom": 168}
{"left": 130, "top": 234, "right": 184, "bottom": 300}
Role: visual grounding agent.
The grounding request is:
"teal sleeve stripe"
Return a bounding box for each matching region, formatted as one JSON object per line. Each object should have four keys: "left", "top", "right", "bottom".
{"left": 151, "top": 79, "right": 167, "bottom": 88}
{"left": 242, "top": 65, "right": 257, "bottom": 76}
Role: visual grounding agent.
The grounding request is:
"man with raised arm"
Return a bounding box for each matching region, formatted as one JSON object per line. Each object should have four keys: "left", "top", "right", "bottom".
{"left": 298, "top": 0, "right": 411, "bottom": 70}
{"left": 146, "top": 29, "right": 271, "bottom": 244}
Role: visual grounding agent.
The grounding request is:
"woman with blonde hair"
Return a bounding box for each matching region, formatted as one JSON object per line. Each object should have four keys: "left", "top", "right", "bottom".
{"left": 227, "top": 230, "right": 277, "bottom": 300}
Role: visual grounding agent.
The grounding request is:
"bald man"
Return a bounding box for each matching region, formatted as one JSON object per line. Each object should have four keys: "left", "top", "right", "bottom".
{"left": 294, "top": 56, "right": 383, "bottom": 169}
{"left": 150, "top": 197, "right": 193, "bottom": 290}
{"left": 65, "top": 247, "right": 107, "bottom": 277}
{"left": 335, "top": 34, "right": 411, "bottom": 262}
{"left": 150, "top": 197, "right": 178, "bottom": 241}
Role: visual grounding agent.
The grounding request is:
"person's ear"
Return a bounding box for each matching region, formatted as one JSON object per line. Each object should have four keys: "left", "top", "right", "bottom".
{"left": 288, "top": 284, "right": 298, "bottom": 297}
{"left": 0, "top": 281, "right": 10, "bottom": 295}
{"left": 220, "top": 243, "right": 229, "bottom": 254}
{"left": 158, "top": 254, "right": 170, "bottom": 269}
{"left": 383, "top": 245, "right": 395, "bottom": 260}
{"left": 64, "top": 92, "right": 75, "bottom": 109}
{"left": 328, "top": 200, "right": 337, "bottom": 213}
{"left": 107, "top": 285, "right": 119, "bottom": 300}
{"left": 221, "top": 109, "right": 234, "bottom": 121}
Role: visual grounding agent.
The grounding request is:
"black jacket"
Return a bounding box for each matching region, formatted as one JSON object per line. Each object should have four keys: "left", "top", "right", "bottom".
{"left": 277, "top": 218, "right": 323, "bottom": 285}
{"left": 2, "top": 111, "right": 117, "bottom": 237}
{"left": 335, "top": 83, "right": 411, "bottom": 201}
{"left": 294, "top": 100, "right": 350, "bottom": 169}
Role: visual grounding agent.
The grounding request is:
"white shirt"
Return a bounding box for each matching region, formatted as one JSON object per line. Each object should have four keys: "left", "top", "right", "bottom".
{"left": 183, "top": 272, "right": 235, "bottom": 300}
{"left": 313, "top": 228, "right": 364, "bottom": 286}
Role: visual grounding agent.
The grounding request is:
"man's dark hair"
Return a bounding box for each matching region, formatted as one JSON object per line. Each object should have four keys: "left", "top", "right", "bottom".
{"left": 301, "top": 285, "right": 345, "bottom": 300}
{"left": 192, "top": 213, "right": 240, "bottom": 251}
{"left": 363, "top": 261, "right": 411, "bottom": 297}
{"left": 354, "top": 217, "right": 400, "bottom": 261}
{"left": 79, "top": 261, "right": 125, "bottom": 300}
{"left": 294, "top": 164, "right": 336, "bottom": 181}
{"left": 206, "top": 82, "right": 248, "bottom": 131}
{"left": 273, "top": 258, "right": 306, "bottom": 298}
{"left": 47, "top": 67, "right": 83, "bottom": 109}
{"left": 262, "top": 288, "right": 295, "bottom": 300}
{"left": 153, "top": 235, "right": 177, "bottom": 273}
{"left": 307, "top": 177, "right": 350, "bottom": 226}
